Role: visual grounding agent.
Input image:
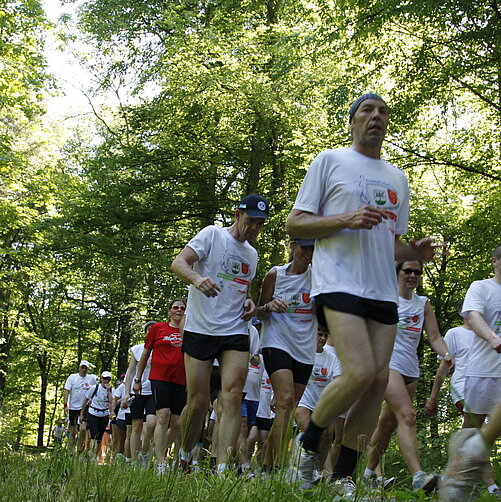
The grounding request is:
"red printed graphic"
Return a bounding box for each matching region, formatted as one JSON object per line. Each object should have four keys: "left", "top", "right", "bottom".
{"left": 383, "top": 210, "right": 397, "bottom": 221}
{"left": 303, "top": 293, "right": 311, "bottom": 304}
{"left": 241, "top": 263, "right": 249, "bottom": 274}
{"left": 388, "top": 189, "right": 398, "bottom": 205}
{"left": 321, "top": 367, "right": 327, "bottom": 376}
{"left": 412, "top": 315, "right": 420, "bottom": 323}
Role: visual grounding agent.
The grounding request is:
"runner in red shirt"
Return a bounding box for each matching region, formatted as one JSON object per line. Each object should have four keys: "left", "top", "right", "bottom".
{"left": 134, "top": 298, "right": 186, "bottom": 472}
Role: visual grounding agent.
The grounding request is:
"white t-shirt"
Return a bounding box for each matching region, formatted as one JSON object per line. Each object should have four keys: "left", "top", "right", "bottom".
{"left": 293, "top": 147, "right": 409, "bottom": 302}
{"left": 260, "top": 263, "right": 317, "bottom": 364}
{"left": 243, "top": 354, "right": 264, "bottom": 402}
{"left": 463, "top": 278, "right": 501, "bottom": 378}
{"left": 86, "top": 384, "right": 111, "bottom": 417}
{"left": 256, "top": 369, "right": 275, "bottom": 420}
{"left": 298, "top": 349, "right": 338, "bottom": 411}
{"left": 64, "top": 373, "right": 99, "bottom": 410}
{"left": 130, "top": 343, "right": 152, "bottom": 395}
{"left": 113, "top": 383, "right": 129, "bottom": 421}
{"left": 184, "top": 225, "right": 258, "bottom": 336}
{"left": 323, "top": 344, "right": 342, "bottom": 377}
{"left": 442, "top": 326, "right": 474, "bottom": 403}
{"left": 249, "top": 324, "right": 260, "bottom": 355}
{"left": 389, "top": 293, "right": 428, "bottom": 378}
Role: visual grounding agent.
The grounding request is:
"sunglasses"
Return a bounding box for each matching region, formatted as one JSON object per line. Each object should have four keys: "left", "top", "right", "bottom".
{"left": 171, "top": 305, "right": 186, "bottom": 311}
{"left": 402, "top": 268, "right": 422, "bottom": 276}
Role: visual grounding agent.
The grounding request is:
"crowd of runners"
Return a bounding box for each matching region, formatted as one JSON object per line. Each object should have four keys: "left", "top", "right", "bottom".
{"left": 60, "top": 94, "right": 501, "bottom": 502}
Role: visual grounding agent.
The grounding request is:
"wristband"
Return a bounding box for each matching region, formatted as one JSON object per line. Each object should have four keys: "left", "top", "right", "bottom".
{"left": 64, "top": 403, "right": 67, "bottom": 408}
{"left": 134, "top": 378, "right": 141, "bottom": 383}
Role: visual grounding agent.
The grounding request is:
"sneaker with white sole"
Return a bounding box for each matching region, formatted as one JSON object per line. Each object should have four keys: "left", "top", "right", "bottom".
{"left": 439, "top": 428, "right": 489, "bottom": 502}
{"left": 138, "top": 452, "right": 148, "bottom": 468}
{"left": 412, "top": 471, "right": 439, "bottom": 492}
{"left": 297, "top": 444, "right": 318, "bottom": 489}
{"left": 330, "top": 476, "right": 357, "bottom": 500}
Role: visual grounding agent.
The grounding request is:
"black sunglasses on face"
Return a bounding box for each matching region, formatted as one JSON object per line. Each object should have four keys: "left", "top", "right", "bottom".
{"left": 171, "top": 306, "right": 186, "bottom": 311}
{"left": 402, "top": 268, "right": 422, "bottom": 276}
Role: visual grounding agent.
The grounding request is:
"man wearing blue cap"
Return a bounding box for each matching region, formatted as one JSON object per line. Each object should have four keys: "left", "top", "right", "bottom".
{"left": 286, "top": 94, "right": 435, "bottom": 493}
{"left": 171, "top": 194, "right": 269, "bottom": 474}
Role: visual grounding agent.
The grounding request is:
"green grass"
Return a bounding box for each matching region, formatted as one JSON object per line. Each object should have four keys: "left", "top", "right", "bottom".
{"left": 0, "top": 450, "right": 498, "bottom": 502}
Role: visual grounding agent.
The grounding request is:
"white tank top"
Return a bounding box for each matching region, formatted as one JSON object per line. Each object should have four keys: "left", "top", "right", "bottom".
{"left": 260, "top": 263, "right": 317, "bottom": 364}
{"left": 389, "top": 292, "right": 427, "bottom": 378}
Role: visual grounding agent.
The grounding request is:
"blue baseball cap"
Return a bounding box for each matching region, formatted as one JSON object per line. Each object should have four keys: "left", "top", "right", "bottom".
{"left": 238, "top": 194, "right": 270, "bottom": 219}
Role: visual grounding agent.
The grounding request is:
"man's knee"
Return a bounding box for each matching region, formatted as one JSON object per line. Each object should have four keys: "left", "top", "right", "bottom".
{"left": 220, "top": 387, "right": 243, "bottom": 409}
{"left": 186, "top": 394, "right": 208, "bottom": 416}
{"left": 276, "top": 391, "right": 295, "bottom": 412}
{"left": 371, "top": 369, "right": 390, "bottom": 394}
{"left": 344, "top": 364, "right": 377, "bottom": 392}
{"left": 378, "top": 414, "right": 398, "bottom": 435}
{"left": 397, "top": 408, "right": 416, "bottom": 429}
{"left": 132, "top": 419, "right": 143, "bottom": 432}
{"left": 156, "top": 410, "right": 170, "bottom": 426}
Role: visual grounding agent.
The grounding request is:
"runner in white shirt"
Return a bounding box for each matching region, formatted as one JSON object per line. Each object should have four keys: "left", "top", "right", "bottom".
{"left": 365, "top": 261, "right": 451, "bottom": 492}
{"left": 123, "top": 322, "right": 156, "bottom": 466}
{"left": 80, "top": 371, "right": 113, "bottom": 460}
{"left": 425, "top": 301, "right": 474, "bottom": 415}
{"left": 287, "top": 93, "right": 436, "bottom": 492}
{"left": 237, "top": 325, "right": 263, "bottom": 473}
{"left": 111, "top": 380, "right": 129, "bottom": 458}
{"left": 296, "top": 326, "right": 338, "bottom": 472}
{"left": 256, "top": 238, "right": 317, "bottom": 470}
{"left": 425, "top": 300, "right": 501, "bottom": 497}
{"left": 442, "top": 246, "right": 501, "bottom": 499}
{"left": 440, "top": 396, "right": 501, "bottom": 502}
{"left": 247, "top": 367, "right": 275, "bottom": 467}
{"left": 52, "top": 420, "right": 66, "bottom": 446}
{"left": 462, "top": 247, "right": 501, "bottom": 421}
{"left": 63, "top": 360, "right": 98, "bottom": 451}
{"left": 171, "top": 194, "right": 269, "bottom": 473}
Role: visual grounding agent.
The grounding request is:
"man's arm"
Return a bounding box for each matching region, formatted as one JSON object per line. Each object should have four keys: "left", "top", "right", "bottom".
{"left": 286, "top": 207, "right": 387, "bottom": 239}
{"left": 132, "top": 347, "right": 153, "bottom": 395}
{"left": 424, "top": 358, "right": 450, "bottom": 415}
{"left": 467, "top": 311, "right": 501, "bottom": 352}
{"left": 395, "top": 236, "right": 436, "bottom": 263}
{"left": 123, "top": 353, "right": 138, "bottom": 405}
{"left": 424, "top": 301, "right": 452, "bottom": 361}
{"left": 171, "top": 246, "right": 221, "bottom": 298}
{"left": 63, "top": 389, "right": 70, "bottom": 416}
{"left": 79, "top": 397, "right": 89, "bottom": 422}
{"left": 255, "top": 269, "right": 290, "bottom": 320}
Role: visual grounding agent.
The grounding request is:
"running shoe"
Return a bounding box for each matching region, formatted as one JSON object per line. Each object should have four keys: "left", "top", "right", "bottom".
{"left": 138, "top": 452, "right": 148, "bottom": 468}
{"left": 330, "top": 476, "right": 357, "bottom": 500}
{"left": 297, "top": 444, "right": 318, "bottom": 489}
{"left": 178, "top": 458, "right": 193, "bottom": 473}
{"left": 439, "top": 428, "right": 489, "bottom": 502}
{"left": 412, "top": 471, "right": 439, "bottom": 492}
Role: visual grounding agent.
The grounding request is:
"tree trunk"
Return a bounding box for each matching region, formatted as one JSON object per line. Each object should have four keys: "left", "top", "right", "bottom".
{"left": 37, "top": 353, "right": 50, "bottom": 447}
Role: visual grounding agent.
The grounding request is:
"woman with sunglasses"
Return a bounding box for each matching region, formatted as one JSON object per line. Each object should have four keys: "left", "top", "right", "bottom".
{"left": 256, "top": 238, "right": 317, "bottom": 470}
{"left": 364, "top": 261, "right": 452, "bottom": 491}
{"left": 134, "top": 298, "right": 187, "bottom": 473}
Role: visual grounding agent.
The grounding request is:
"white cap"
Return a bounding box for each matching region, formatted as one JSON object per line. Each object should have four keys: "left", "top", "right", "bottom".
{"left": 79, "top": 360, "right": 94, "bottom": 368}
{"left": 101, "top": 371, "right": 112, "bottom": 378}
